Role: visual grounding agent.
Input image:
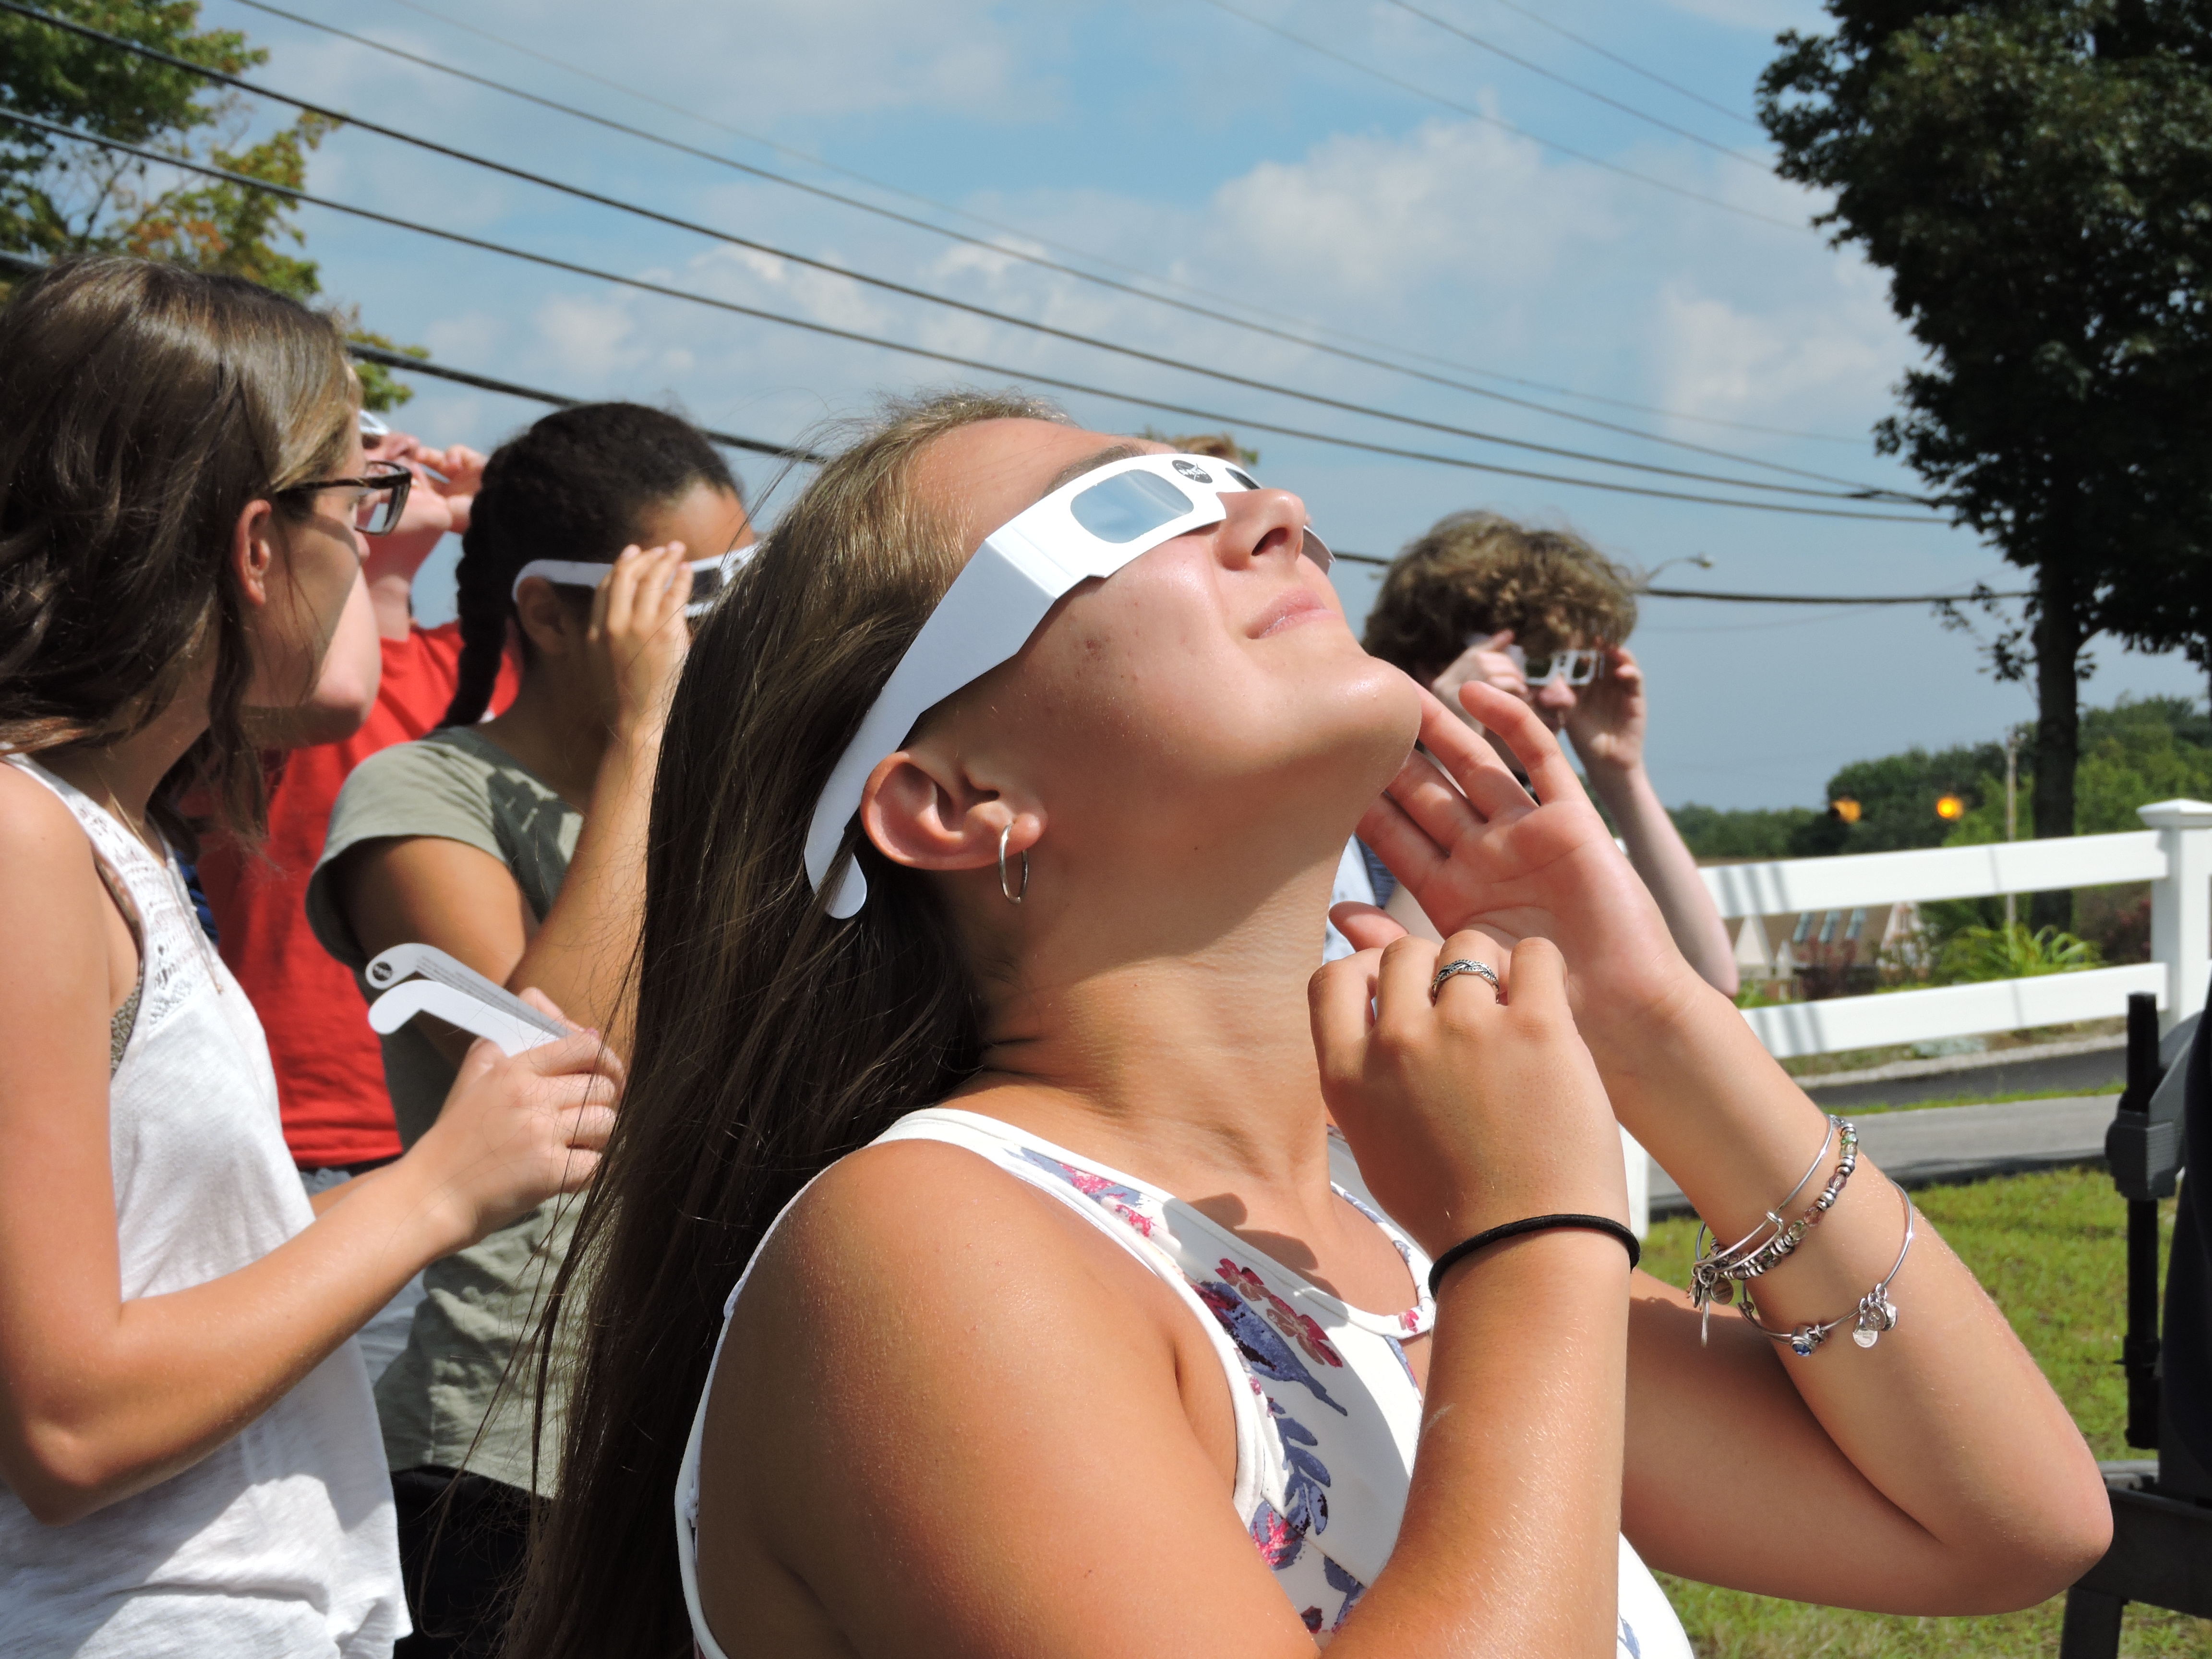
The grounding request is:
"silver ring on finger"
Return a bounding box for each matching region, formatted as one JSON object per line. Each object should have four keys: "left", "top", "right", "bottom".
{"left": 1431, "top": 958, "right": 1502, "bottom": 1004}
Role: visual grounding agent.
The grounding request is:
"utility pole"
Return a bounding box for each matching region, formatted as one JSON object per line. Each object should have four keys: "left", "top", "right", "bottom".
{"left": 2005, "top": 730, "right": 2020, "bottom": 934}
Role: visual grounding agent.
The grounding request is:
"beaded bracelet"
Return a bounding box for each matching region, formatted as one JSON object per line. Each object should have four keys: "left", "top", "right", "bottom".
{"left": 1690, "top": 1117, "right": 1859, "bottom": 1345}
{"left": 1739, "top": 1180, "right": 1915, "bottom": 1357}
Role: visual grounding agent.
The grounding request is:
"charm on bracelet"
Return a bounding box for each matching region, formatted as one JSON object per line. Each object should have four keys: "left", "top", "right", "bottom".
{"left": 1738, "top": 1181, "right": 1915, "bottom": 1359}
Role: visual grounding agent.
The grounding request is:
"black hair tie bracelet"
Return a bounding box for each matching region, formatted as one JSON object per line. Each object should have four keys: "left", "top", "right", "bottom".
{"left": 1428, "top": 1213, "right": 1640, "bottom": 1298}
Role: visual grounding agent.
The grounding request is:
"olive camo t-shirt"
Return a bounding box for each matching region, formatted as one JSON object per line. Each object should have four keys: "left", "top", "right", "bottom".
{"left": 306, "top": 725, "right": 583, "bottom": 1496}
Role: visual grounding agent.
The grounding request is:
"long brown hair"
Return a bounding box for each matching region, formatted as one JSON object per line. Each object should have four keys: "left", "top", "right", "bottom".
{"left": 0, "top": 256, "right": 357, "bottom": 842}
{"left": 510, "top": 388, "right": 1065, "bottom": 1658}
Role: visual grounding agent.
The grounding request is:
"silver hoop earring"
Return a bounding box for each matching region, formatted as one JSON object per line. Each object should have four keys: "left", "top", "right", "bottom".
{"left": 998, "top": 823, "right": 1029, "bottom": 905}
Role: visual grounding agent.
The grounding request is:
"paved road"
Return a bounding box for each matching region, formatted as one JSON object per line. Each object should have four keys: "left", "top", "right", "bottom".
{"left": 1802, "top": 1046, "right": 2127, "bottom": 1112}
{"left": 1650, "top": 1093, "right": 2120, "bottom": 1219}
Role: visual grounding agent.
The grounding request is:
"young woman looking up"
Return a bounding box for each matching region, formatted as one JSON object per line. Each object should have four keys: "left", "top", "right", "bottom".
{"left": 1362, "top": 513, "right": 1738, "bottom": 996}
{"left": 516, "top": 393, "right": 2108, "bottom": 1659}
{"left": 0, "top": 258, "right": 620, "bottom": 1658}
{"left": 305, "top": 402, "right": 748, "bottom": 1655}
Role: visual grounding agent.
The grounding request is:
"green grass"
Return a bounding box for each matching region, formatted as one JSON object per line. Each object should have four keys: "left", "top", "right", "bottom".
{"left": 1827, "top": 1083, "right": 2120, "bottom": 1115}
{"left": 1641, "top": 1167, "right": 2208, "bottom": 1656}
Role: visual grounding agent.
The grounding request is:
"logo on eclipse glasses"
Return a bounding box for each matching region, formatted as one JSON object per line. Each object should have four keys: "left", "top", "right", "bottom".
{"left": 1170, "top": 458, "right": 1214, "bottom": 482}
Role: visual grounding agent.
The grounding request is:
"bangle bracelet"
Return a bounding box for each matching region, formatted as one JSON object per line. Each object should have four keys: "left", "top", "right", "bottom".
{"left": 1690, "top": 1117, "right": 1859, "bottom": 1345}
{"left": 1739, "top": 1181, "right": 1915, "bottom": 1357}
{"left": 1707, "top": 1116, "right": 1838, "bottom": 1264}
{"left": 1428, "top": 1213, "right": 1639, "bottom": 1297}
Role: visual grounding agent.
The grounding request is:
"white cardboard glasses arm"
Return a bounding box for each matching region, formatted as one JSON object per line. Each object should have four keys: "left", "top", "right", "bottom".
{"left": 511, "top": 549, "right": 750, "bottom": 617}
{"left": 803, "top": 452, "right": 1325, "bottom": 918}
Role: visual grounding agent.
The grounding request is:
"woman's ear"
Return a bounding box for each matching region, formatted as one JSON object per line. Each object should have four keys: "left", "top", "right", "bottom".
{"left": 512, "top": 575, "right": 587, "bottom": 659}
{"left": 859, "top": 745, "right": 1042, "bottom": 875}
{"left": 231, "top": 498, "right": 281, "bottom": 611}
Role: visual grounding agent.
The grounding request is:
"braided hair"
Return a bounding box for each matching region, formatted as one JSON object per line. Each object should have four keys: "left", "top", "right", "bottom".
{"left": 441, "top": 403, "right": 740, "bottom": 727}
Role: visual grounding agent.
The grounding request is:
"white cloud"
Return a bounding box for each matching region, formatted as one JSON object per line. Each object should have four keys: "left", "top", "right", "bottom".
{"left": 1205, "top": 115, "right": 1623, "bottom": 303}
{"left": 1649, "top": 261, "right": 1907, "bottom": 435}
{"left": 442, "top": 0, "right": 1050, "bottom": 124}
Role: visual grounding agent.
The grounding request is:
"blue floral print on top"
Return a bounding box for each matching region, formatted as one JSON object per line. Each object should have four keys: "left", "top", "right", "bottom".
{"left": 675, "top": 1108, "right": 1691, "bottom": 1659}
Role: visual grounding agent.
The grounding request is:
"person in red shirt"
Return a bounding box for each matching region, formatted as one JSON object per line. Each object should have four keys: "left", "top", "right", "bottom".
{"left": 199, "top": 417, "right": 520, "bottom": 1186}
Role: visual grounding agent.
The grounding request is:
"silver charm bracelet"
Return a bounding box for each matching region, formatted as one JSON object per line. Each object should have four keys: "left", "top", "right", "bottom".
{"left": 1739, "top": 1180, "right": 1915, "bottom": 1358}
{"left": 1690, "top": 1117, "right": 1859, "bottom": 1343}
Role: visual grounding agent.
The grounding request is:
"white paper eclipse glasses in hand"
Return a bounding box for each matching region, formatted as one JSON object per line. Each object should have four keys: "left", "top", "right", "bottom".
{"left": 805, "top": 452, "right": 1331, "bottom": 918}
{"left": 511, "top": 549, "right": 750, "bottom": 618}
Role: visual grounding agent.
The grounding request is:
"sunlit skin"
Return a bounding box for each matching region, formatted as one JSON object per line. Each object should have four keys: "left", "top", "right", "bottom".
{"left": 687, "top": 419, "right": 2107, "bottom": 1659}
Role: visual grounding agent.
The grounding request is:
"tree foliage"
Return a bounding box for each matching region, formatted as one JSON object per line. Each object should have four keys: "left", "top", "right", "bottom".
{"left": 0, "top": 0, "right": 418, "bottom": 409}
{"left": 1760, "top": 1, "right": 2212, "bottom": 922}
{"left": 1671, "top": 694, "right": 2212, "bottom": 861}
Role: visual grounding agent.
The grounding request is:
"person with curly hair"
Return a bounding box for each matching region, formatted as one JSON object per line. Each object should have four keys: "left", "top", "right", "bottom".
{"left": 1361, "top": 512, "right": 1736, "bottom": 994}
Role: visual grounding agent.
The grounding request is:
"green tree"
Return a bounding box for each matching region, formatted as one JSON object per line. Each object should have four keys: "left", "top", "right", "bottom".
{"left": 1668, "top": 803, "right": 1818, "bottom": 859}
{"left": 0, "top": 0, "right": 419, "bottom": 409}
{"left": 1787, "top": 739, "right": 2007, "bottom": 856}
{"left": 1944, "top": 695, "right": 2212, "bottom": 840}
{"left": 1761, "top": 2, "right": 2212, "bottom": 928}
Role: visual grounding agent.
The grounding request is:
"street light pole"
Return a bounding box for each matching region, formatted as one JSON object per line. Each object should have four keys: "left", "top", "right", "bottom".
{"left": 2005, "top": 730, "right": 2020, "bottom": 933}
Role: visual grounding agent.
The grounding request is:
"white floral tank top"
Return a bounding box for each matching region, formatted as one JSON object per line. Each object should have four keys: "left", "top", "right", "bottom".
{"left": 677, "top": 1106, "right": 1688, "bottom": 1657}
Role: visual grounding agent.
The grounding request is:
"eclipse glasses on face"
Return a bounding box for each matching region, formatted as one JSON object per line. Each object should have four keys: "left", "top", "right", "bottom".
{"left": 511, "top": 549, "right": 751, "bottom": 619}
{"left": 805, "top": 451, "right": 1331, "bottom": 918}
{"left": 1501, "top": 641, "right": 1605, "bottom": 689}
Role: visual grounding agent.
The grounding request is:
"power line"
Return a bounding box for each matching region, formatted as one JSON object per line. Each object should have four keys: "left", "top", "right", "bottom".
{"left": 0, "top": 109, "right": 1941, "bottom": 522}
{"left": 0, "top": 243, "right": 821, "bottom": 458}
{"left": 217, "top": 0, "right": 1866, "bottom": 486}
{"left": 1, "top": 0, "right": 1919, "bottom": 508}
{"left": 1374, "top": 0, "right": 1767, "bottom": 168}
{"left": 1190, "top": 0, "right": 1806, "bottom": 232}
{"left": 349, "top": 0, "right": 1866, "bottom": 445}
{"left": 1643, "top": 586, "right": 2027, "bottom": 604}
{"left": 1476, "top": 0, "right": 1764, "bottom": 132}
{"left": 342, "top": 342, "right": 824, "bottom": 462}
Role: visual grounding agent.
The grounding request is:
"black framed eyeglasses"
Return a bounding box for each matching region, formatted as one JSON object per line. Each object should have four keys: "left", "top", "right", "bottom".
{"left": 276, "top": 459, "right": 413, "bottom": 536}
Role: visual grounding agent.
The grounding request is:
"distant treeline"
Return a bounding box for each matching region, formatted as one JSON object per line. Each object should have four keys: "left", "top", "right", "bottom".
{"left": 1671, "top": 696, "right": 2212, "bottom": 862}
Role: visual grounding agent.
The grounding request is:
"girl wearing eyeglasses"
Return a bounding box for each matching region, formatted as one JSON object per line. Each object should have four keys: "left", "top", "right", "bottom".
{"left": 513, "top": 391, "right": 2105, "bottom": 1659}
{"left": 0, "top": 258, "right": 621, "bottom": 1657}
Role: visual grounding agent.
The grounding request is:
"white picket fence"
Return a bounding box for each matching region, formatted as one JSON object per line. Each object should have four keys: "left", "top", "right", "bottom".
{"left": 1704, "top": 799, "right": 2212, "bottom": 1052}
{"left": 1620, "top": 798, "right": 2212, "bottom": 1235}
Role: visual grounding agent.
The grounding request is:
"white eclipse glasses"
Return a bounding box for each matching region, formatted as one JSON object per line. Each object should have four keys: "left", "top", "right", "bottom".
{"left": 804, "top": 451, "right": 1331, "bottom": 918}
{"left": 1499, "top": 641, "right": 1605, "bottom": 688}
{"left": 511, "top": 547, "right": 752, "bottom": 619}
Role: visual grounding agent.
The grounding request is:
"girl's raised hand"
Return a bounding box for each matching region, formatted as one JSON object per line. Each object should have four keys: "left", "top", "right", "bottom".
{"left": 588, "top": 543, "right": 693, "bottom": 742}
{"left": 1350, "top": 679, "right": 1695, "bottom": 1032}
{"left": 1310, "top": 931, "right": 1626, "bottom": 1258}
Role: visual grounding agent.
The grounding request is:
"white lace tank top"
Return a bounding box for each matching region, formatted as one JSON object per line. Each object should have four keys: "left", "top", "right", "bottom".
{"left": 676, "top": 1106, "right": 1688, "bottom": 1656}
{"left": 0, "top": 757, "right": 405, "bottom": 1658}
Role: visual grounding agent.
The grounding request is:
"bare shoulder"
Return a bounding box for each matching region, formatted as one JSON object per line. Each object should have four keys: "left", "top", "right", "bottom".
{"left": 745, "top": 1136, "right": 1147, "bottom": 1340}
{"left": 0, "top": 761, "right": 91, "bottom": 863}
{"left": 696, "top": 1137, "right": 1284, "bottom": 1657}
{"left": 0, "top": 765, "right": 108, "bottom": 933}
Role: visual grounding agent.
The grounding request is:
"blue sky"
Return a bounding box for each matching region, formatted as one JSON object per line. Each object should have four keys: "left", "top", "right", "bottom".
{"left": 199, "top": 0, "right": 2207, "bottom": 809}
